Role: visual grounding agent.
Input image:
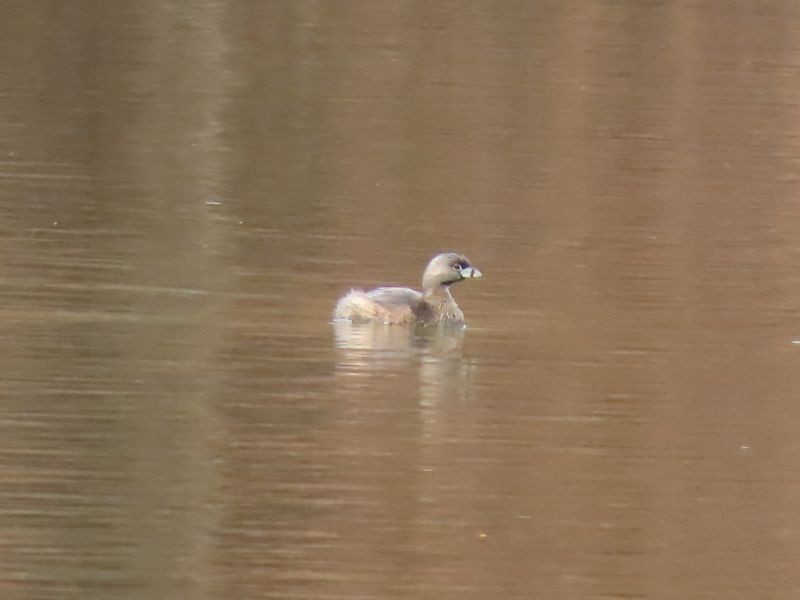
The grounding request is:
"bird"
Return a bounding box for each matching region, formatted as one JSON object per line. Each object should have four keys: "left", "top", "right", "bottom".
{"left": 333, "top": 252, "right": 482, "bottom": 325}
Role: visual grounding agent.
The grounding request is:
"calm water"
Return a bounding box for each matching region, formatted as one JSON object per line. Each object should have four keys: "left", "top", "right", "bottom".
{"left": 3, "top": 2, "right": 800, "bottom": 599}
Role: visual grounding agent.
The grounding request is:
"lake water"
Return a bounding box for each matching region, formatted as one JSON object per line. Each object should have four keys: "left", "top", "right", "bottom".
{"left": 3, "top": 2, "right": 800, "bottom": 599}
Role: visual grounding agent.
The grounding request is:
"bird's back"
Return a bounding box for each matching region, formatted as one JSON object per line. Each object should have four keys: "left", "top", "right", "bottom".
{"left": 333, "top": 286, "right": 423, "bottom": 324}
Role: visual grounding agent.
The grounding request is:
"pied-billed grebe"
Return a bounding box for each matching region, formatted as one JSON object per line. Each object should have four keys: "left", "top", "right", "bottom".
{"left": 333, "top": 252, "right": 482, "bottom": 325}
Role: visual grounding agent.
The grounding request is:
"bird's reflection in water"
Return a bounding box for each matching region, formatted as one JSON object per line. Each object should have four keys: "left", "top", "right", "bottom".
{"left": 333, "top": 322, "right": 477, "bottom": 425}
{"left": 333, "top": 321, "right": 465, "bottom": 365}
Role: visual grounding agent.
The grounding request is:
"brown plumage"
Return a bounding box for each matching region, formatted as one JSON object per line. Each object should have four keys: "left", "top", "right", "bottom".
{"left": 333, "top": 252, "right": 482, "bottom": 325}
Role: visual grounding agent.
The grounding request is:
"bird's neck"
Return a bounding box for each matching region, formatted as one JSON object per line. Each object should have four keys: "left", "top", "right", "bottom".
{"left": 423, "top": 285, "right": 453, "bottom": 303}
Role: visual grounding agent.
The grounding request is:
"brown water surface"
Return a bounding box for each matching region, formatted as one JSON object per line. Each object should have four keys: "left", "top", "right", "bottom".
{"left": 2, "top": 2, "right": 800, "bottom": 599}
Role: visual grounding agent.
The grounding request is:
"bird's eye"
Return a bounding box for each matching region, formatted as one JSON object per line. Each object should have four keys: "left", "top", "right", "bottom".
{"left": 453, "top": 263, "right": 462, "bottom": 270}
